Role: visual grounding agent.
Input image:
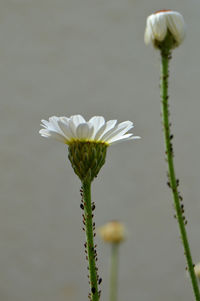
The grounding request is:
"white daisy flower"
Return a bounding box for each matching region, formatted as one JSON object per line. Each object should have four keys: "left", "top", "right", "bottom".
{"left": 144, "top": 10, "right": 185, "bottom": 48}
{"left": 39, "top": 115, "right": 140, "bottom": 146}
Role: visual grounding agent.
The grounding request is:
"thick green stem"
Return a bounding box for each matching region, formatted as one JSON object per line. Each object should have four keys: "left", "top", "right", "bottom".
{"left": 82, "top": 180, "right": 99, "bottom": 301}
{"left": 110, "top": 243, "right": 119, "bottom": 301}
{"left": 161, "top": 49, "right": 200, "bottom": 301}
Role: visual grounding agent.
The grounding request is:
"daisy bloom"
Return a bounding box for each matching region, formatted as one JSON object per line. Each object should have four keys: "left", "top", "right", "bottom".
{"left": 39, "top": 115, "right": 140, "bottom": 300}
{"left": 39, "top": 114, "right": 140, "bottom": 181}
{"left": 144, "top": 10, "right": 185, "bottom": 49}
{"left": 39, "top": 114, "right": 140, "bottom": 146}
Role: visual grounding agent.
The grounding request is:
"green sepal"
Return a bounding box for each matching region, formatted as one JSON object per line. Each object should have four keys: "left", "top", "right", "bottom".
{"left": 155, "top": 30, "right": 177, "bottom": 56}
{"left": 68, "top": 141, "right": 108, "bottom": 182}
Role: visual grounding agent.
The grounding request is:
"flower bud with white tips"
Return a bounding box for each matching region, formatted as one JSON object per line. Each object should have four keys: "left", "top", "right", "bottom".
{"left": 144, "top": 10, "right": 185, "bottom": 50}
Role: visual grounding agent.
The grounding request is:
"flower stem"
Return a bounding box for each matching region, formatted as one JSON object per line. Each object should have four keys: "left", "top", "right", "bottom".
{"left": 110, "top": 243, "right": 119, "bottom": 301}
{"left": 82, "top": 180, "right": 99, "bottom": 301}
{"left": 160, "top": 49, "right": 200, "bottom": 301}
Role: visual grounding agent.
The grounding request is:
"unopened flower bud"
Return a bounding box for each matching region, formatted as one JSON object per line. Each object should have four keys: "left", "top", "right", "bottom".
{"left": 99, "top": 221, "right": 125, "bottom": 244}
{"left": 144, "top": 10, "right": 185, "bottom": 49}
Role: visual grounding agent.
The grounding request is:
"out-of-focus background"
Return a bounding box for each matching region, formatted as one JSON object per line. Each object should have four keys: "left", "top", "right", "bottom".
{"left": 1, "top": 0, "right": 200, "bottom": 300}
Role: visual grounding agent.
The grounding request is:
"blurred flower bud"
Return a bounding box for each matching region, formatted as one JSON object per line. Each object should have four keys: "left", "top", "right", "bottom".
{"left": 99, "top": 221, "right": 125, "bottom": 244}
{"left": 194, "top": 263, "right": 200, "bottom": 280}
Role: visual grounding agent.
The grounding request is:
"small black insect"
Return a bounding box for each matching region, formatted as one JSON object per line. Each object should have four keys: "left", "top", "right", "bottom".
{"left": 80, "top": 204, "right": 84, "bottom": 210}
{"left": 91, "top": 287, "right": 96, "bottom": 294}
{"left": 98, "top": 278, "right": 102, "bottom": 285}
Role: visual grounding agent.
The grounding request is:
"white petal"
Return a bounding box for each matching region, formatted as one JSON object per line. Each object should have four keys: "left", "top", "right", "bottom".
{"left": 39, "top": 129, "right": 67, "bottom": 143}
{"left": 68, "top": 118, "right": 78, "bottom": 138}
{"left": 49, "top": 116, "right": 62, "bottom": 132}
{"left": 49, "top": 116, "right": 73, "bottom": 139}
{"left": 40, "top": 118, "right": 59, "bottom": 131}
{"left": 89, "top": 116, "right": 105, "bottom": 138}
{"left": 40, "top": 119, "right": 52, "bottom": 129}
{"left": 70, "top": 115, "right": 86, "bottom": 127}
{"left": 149, "top": 13, "right": 167, "bottom": 41}
{"left": 39, "top": 129, "right": 50, "bottom": 137}
{"left": 57, "top": 120, "right": 74, "bottom": 140}
{"left": 94, "top": 120, "right": 117, "bottom": 141}
{"left": 59, "top": 116, "right": 70, "bottom": 124}
{"left": 101, "top": 121, "right": 133, "bottom": 142}
{"left": 48, "top": 132, "right": 68, "bottom": 143}
{"left": 109, "top": 134, "right": 141, "bottom": 145}
{"left": 108, "top": 133, "right": 132, "bottom": 144}
{"left": 167, "top": 13, "right": 185, "bottom": 44}
{"left": 76, "top": 123, "right": 93, "bottom": 139}
{"left": 144, "top": 25, "right": 153, "bottom": 45}
{"left": 87, "top": 123, "right": 94, "bottom": 139}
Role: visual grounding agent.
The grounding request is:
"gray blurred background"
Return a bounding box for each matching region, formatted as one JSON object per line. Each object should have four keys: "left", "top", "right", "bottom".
{"left": 1, "top": 0, "right": 200, "bottom": 300}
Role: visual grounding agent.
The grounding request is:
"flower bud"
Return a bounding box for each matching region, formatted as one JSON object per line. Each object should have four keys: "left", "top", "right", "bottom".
{"left": 144, "top": 10, "right": 185, "bottom": 49}
{"left": 99, "top": 221, "right": 125, "bottom": 244}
